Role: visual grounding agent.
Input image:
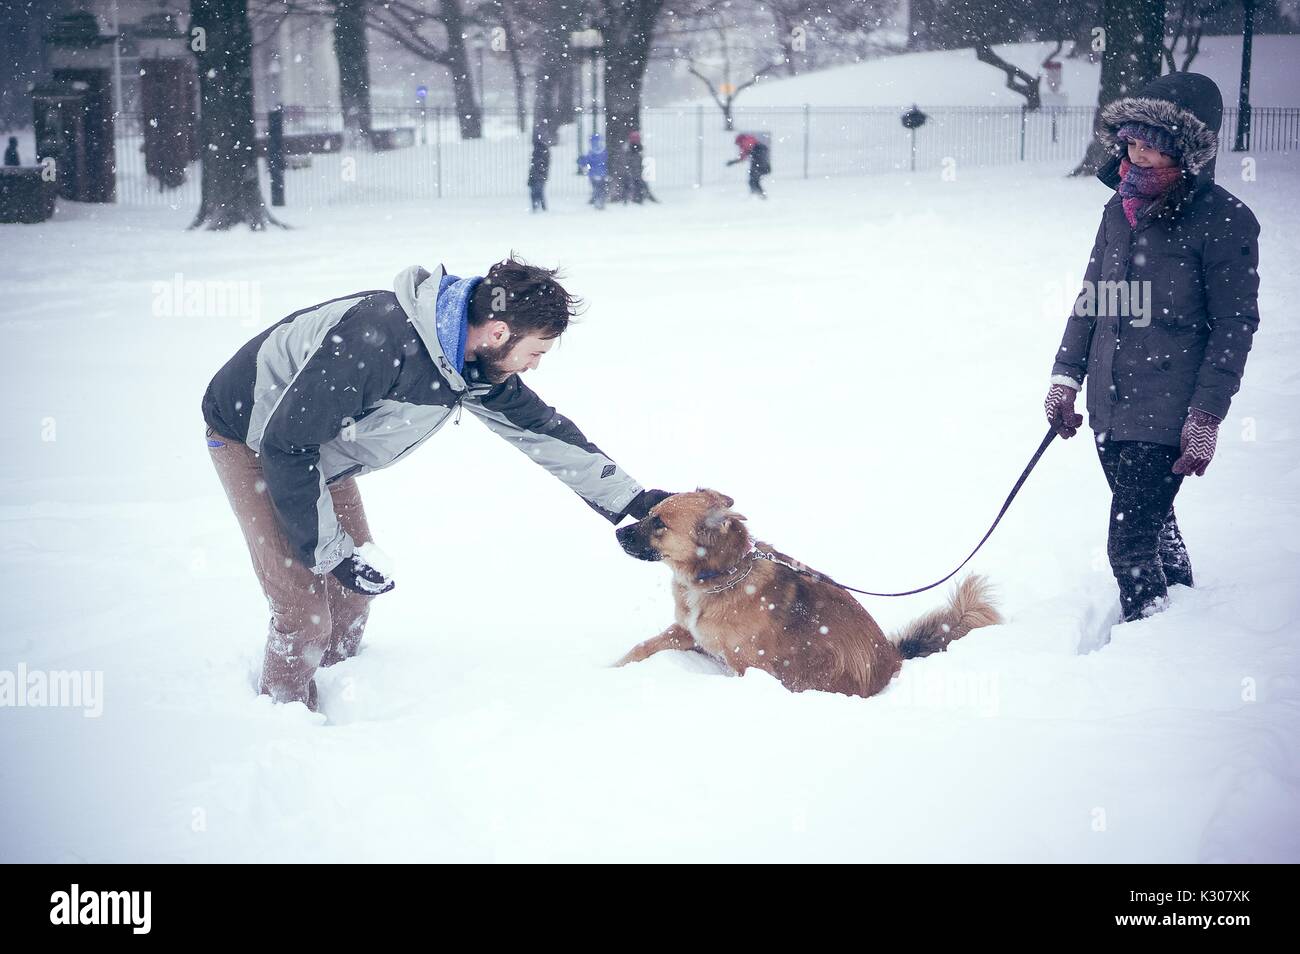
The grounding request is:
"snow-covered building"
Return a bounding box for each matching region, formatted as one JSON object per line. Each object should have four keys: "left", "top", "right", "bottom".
{"left": 16, "top": 0, "right": 340, "bottom": 119}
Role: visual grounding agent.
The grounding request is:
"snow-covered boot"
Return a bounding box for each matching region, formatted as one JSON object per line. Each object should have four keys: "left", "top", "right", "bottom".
{"left": 1115, "top": 562, "right": 1170, "bottom": 622}
{"left": 1158, "top": 509, "right": 1194, "bottom": 588}
{"left": 259, "top": 624, "right": 327, "bottom": 709}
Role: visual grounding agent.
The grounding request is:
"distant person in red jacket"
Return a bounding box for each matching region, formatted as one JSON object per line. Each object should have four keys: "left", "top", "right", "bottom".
{"left": 727, "top": 133, "right": 770, "bottom": 198}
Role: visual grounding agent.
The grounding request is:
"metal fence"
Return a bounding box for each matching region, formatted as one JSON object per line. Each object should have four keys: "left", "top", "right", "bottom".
{"left": 112, "top": 104, "right": 1300, "bottom": 207}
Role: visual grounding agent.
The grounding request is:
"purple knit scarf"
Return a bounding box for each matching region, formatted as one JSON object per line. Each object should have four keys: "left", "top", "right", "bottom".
{"left": 1118, "top": 157, "right": 1183, "bottom": 227}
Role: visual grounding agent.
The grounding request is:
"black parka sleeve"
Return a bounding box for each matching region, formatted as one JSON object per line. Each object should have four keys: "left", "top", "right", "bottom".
{"left": 463, "top": 374, "right": 643, "bottom": 523}
{"left": 1190, "top": 202, "right": 1261, "bottom": 420}
{"left": 1051, "top": 213, "right": 1108, "bottom": 387}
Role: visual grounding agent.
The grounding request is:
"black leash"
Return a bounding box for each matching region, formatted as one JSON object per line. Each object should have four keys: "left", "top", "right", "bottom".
{"left": 759, "top": 426, "right": 1059, "bottom": 598}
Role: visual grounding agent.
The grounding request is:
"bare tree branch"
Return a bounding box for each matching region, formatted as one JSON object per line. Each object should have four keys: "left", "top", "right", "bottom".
{"left": 974, "top": 43, "right": 1041, "bottom": 110}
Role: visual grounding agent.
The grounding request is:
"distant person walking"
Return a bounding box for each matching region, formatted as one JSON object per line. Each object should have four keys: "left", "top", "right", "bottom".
{"left": 3, "top": 137, "right": 18, "bottom": 167}
{"left": 622, "top": 130, "right": 658, "bottom": 204}
{"left": 527, "top": 132, "right": 550, "bottom": 212}
{"left": 727, "top": 133, "right": 770, "bottom": 198}
{"left": 577, "top": 133, "right": 608, "bottom": 210}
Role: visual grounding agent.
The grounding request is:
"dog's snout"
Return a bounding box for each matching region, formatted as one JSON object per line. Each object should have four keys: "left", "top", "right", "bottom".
{"left": 616, "top": 519, "right": 662, "bottom": 562}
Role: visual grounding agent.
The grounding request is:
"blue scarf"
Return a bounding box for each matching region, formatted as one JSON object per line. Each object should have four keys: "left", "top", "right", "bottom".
{"left": 434, "top": 272, "right": 483, "bottom": 372}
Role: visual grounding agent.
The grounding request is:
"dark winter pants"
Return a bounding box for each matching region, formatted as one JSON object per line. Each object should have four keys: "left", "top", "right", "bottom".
{"left": 1094, "top": 433, "right": 1193, "bottom": 622}
{"left": 589, "top": 177, "right": 607, "bottom": 209}
{"left": 623, "top": 177, "right": 657, "bottom": 204}
{"left": 207, "top": 424, "right": 375, "bottom": 708}
{"left": 748, "top": 165, "right": 766, "bottom": 196}
{"left": 529, "top": 182, "right": 546, "bottom": 211}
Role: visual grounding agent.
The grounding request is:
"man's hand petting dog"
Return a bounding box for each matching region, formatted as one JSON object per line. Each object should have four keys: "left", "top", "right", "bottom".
{"left": 622, "top": 489, "right": 677, "bottom": 520}
{"left": 331, "top": 552, "right": 396, "bottom": 596}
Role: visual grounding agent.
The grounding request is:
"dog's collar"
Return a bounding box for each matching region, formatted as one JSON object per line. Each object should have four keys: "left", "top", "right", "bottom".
{"left": 696, "top": 545, "right": 821, "bottom": 595}
{"left": 696, "top": 546, "right": 762, "bottom": 594}
{"left": 694, "top": 566, "right": 728, "bottom": 582}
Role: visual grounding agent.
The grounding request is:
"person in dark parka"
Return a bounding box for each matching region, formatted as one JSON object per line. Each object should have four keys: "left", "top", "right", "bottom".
{"left": 527, "top": 132, "right": 550, "bottom": 212}
{"left": 1044, "top": 72, "right": 1261, "bottom": 623}
{"left": 622, "top": 130, "right": 658, "bottom": 204}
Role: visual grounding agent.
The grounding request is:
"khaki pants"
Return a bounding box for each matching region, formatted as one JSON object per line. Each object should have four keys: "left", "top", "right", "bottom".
{"left": 206, "top": 424, "right": 374, "bottom": 708}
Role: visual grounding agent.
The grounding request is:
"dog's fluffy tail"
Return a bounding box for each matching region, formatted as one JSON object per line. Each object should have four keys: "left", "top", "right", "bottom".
{"left": 893, "top": 574, "right": 1002, "bottom": 660}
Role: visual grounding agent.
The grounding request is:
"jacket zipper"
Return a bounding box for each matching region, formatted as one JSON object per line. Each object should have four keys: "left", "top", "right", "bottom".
{"left": 375, "top": 392, "right": 469, "bottom": 471}
{"left": 366, "top": 370, "right": 484, "bottom": 468}
{"left": 454, "top": 382, "right": 491, "bottom": 425}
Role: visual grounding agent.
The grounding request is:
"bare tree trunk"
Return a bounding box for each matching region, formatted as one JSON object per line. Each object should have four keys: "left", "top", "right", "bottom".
{"left": 440, "top": 0, "right": 481, "bottom": 139}
{"left": 190, "top": 0, "right": 282, "bottom": 230}
{"left": 1180, "top": 4, "right": 1210, "bottom": 71}
{"left": 687, "top": 57, "right": 781, "bottom": 133}
{"left": 907, "top": 0, "right": 936, "bottom": 51}
{"left": 602, "top": 0, "right": 662, "bottom": 202}
{"left": 498, "top": 0, "right": 527, "bottom": 133}
{"left": 1181, "top": 28, "right": 1205, "bottom": 71}
{"left": 1163, "top": 0, "right": 1190, "bottom": 72}
{"left": 1160, "top": 0, "right": 1218, "bottom": 72}
{"left": 605, "top": 57, "right": 638, "bottom": 203}
{"left": 1066, "top": 0, "right": 1101, "bottom": 59}
{"left": 531, "top": 0, "right": 575, "bottom": 144}
{"left": 974, "top": 43, "right": 1042, "bottom": 109}
{"left": 334, "top": 0, "right": 373, "bottom": 144}
{"left": 771, "top": 8, "right": 798, "bottom": 76}
{"left": 1071, "top": 0, "right": 1167, "bottom": 177}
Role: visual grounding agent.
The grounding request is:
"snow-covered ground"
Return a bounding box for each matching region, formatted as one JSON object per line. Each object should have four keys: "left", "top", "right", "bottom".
{"left": 2, "top": 151, "right": 1298, "bottom": 861}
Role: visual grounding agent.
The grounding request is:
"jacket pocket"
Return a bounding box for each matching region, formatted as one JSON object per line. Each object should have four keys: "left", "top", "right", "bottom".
{"left": 1084, "top": 317, "right": 1114, "bottom": 417}
{"left": 1135, "top": 236, "right": 1205, "bottom": 331}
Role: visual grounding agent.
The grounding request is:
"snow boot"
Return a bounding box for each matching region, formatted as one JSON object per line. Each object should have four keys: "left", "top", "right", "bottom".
{"left": 1158, "top": 509, "right": 1194, "bottom": 588}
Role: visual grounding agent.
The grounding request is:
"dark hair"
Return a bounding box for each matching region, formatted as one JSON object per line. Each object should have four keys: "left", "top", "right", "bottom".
{"left": 469, "top": 255, "right": 582, "bottom": 339}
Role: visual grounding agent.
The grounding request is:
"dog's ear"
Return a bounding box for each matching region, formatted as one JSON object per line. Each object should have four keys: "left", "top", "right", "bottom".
{"left": 697, "top": 507, "right": 748, "bottom": 558}
{"left": 695, "top": 487, "right": 736, "bottom": 510}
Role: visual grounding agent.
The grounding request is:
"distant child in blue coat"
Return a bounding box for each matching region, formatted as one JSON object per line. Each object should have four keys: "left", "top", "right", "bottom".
{"left": 577, "top": 134, "right": 608, "bottom": 210}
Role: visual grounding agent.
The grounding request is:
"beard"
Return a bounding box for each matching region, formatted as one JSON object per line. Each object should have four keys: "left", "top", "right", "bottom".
{"left": 468, "top": 339, "right": 516, "bottom": 385}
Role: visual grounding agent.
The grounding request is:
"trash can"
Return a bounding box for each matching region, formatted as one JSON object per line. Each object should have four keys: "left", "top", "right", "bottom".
{"left": 0, "top": 168, "right": 58, "bottom": 223}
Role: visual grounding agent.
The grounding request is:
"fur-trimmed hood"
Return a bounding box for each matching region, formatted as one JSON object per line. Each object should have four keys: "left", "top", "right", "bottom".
{"left": 1095, "top": 72, "right": 1224, "bottom": 218}
{"left": 1099, "top": 95, "right": 1219, "bottom": 175}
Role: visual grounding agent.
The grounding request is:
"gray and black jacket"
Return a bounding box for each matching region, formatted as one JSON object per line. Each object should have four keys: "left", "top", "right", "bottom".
{"left": 1051, "top": 72, "right": 1261, "bottom": 446}
{"left": 202, "top": 265, "right": 644, "bottom": 573}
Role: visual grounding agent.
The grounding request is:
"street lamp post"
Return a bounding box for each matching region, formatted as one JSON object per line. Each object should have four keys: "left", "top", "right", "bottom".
{"left": 901, "top": 104, "right": 928, "bottom": 172}
{"left": 1233, "top": 0, "right": 1256, "bottom": 152}
{"left": 570, "top": 28, "right": 603, "bottom": 148}
{"left": 476, "top": 43, "right": 485, "bottom": 106}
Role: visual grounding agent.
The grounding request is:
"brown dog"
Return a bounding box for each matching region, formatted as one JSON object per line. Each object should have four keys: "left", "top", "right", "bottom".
{"left": 614, "top": 489, "right": 1001, "bottom": 698}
